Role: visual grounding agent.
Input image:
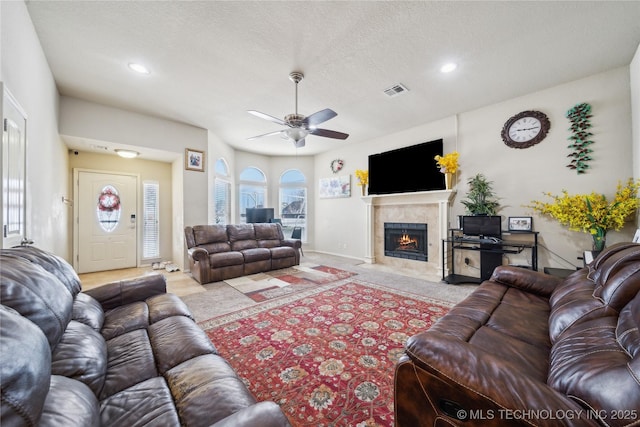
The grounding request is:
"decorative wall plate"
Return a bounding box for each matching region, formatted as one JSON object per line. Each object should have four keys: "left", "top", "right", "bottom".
{"left": 331, "top": 159, "right": 344, "bottom": 173}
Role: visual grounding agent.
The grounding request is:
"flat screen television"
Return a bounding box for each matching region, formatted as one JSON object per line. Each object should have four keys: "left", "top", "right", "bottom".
{"left": 246, "top": 208, "right": 274, "bottom": 223}
{"left": 461, "top": 215, "right": 502, "bottom": 238}
{"left": 368, "top": 139, "right": 444, "bottom": 195}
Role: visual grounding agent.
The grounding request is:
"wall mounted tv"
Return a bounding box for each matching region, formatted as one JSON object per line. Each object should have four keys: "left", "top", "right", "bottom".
{"left": 368, "top": 139, "right": 444, "bottom": 195}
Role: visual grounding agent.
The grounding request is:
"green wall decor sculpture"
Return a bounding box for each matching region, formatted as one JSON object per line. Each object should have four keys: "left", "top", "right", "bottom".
{"left": 565, "top": 102, "right": 593, "bottom": 174}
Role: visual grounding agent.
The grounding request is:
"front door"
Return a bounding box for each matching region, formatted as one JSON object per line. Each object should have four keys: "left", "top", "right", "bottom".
{"left": 75, "top": 170, "right": 138, "bottom": 273}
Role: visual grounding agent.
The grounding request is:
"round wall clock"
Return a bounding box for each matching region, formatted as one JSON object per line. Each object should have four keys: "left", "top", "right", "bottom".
{"left": 501, "top": 110, "right": 550, "bottom": 149}
{"left": 330, "top": 159, "right": 344, "bottom": 173}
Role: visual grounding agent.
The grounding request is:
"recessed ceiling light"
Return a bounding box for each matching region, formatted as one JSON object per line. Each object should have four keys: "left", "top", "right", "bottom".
{"left": 440, "top": 63, "right": 457, "bottom": 73}
{"left": 115, "top": 149, "right": 140, "bottom": 158}
{"left": 128, "top": 63, "right": 150, "bottom": 74}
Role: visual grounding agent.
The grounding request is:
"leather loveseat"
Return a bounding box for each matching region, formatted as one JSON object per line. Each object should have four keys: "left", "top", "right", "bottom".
{"left": 395, "top": 242, "right": 640, "bottom": 427}
{"left": 185, "top": 223, "right": 301, "bottom": 284}
{"left": 0, "top": 246, "right": 291, "bottom": 427}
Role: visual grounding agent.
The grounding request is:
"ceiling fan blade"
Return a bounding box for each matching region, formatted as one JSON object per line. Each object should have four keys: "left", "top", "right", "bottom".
{"left": 247, "top": 110, "right": 287, "bottom": 126}
{"left": 309, "top": 128, "right": 349, "bottom": 140}
{"left": 247, "top": 130, "right": 284, "bottom": 140}
{"left": 294, "top": 138, "right": 306, "bottom": 148}
{"left": 303, "top": 109, "right": 337, "bottom": 126}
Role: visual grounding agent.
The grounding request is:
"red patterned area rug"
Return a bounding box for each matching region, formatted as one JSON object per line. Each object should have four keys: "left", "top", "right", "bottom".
{"left": 199, "top": 279, "right": 451, "bottom": 426}
{"left": 224, "top": 263, "right": 357, "bottom": 302}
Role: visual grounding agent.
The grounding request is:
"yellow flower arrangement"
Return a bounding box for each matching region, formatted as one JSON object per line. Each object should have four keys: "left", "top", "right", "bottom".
{"left": 355, "top": 169, "right": 369, "bottom": 186}
{"left": 528, "top": 178, "right": 640, "bottom": 250}
{"left": 434, "top": 151, "right": 459, "bottom": 174}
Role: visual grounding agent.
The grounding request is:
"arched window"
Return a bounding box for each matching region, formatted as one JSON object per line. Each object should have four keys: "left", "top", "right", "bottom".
{"left": 239, "top": 166, "right": 266, "bottom": 223}
{"left": 279, "top": 169, "right": 307, "bottom": 240}
{"left": 213, "top": 158, "right": 231, "bottom": 225}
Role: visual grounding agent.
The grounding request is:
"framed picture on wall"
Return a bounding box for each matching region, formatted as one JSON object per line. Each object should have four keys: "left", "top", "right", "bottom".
{"left": 508, "top": 216, "right": 533, "bottom": 232}
{"left": 319, "top": 175, "right": 351, "bottom": 198}
{"left": 185, "top": 148, "right": 205, "bottom": 172}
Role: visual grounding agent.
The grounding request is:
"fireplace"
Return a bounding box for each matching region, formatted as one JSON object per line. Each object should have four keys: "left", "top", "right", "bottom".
{"left": 384, "top": 222, "right": 428, "bottom": 262}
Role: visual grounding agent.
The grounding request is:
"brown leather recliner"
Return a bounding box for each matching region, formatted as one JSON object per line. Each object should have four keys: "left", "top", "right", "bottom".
{"left": 185, "top": 223, "right": 301, "bottom": 284}
{"left": 0, "top": 246, "right": 291, "bottom": 427}
{"left": 395, "top": 242, "right": 640, "bottom": 427}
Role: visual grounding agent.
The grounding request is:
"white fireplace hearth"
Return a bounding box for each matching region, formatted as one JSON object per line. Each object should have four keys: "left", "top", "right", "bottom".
{"left": 362, "top": 190, "right": 456, "bottom": 278}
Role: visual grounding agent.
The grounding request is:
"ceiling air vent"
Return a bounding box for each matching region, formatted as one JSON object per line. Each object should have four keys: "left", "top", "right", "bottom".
{"left": 383, "top": 83, "right": 409, "bottom": 97}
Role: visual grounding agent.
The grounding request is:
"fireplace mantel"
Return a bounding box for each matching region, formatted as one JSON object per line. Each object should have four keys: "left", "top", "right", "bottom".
{"left": 362, "top": 190, "right": 456, "bottom": 276}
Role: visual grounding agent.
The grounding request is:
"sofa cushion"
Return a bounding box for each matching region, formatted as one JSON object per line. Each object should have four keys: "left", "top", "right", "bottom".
{"left": 101, "top": 329, "right": 158, "bottom": 400}
{"left": 101, "top": 301, "right": 150, "bottom": 341}
{"left": 147, "top": 293, "right": 194, "bottom": 323}
{"left": 188, "top": 224, "right": 232, "bottom": 254}
{"left": 73, "top": 292, "right": 105, "bottom": 331}
{"left": 99, "top": 377, "right": 181, "bottom": 426}
{"left": 0, "top": 305, "right": 51, "bottom": 427}
{"left": 193, "top": 224, "right": 229, "bottom": 246}
{"left": 548, "top": 315, "right": 640, "bottom": 418}
{"left": 254, "top": 223, "right": 284, "bottom": 240}
{"left": 149, "top": 315, "right": 217, "bottom": 375}
{"left": 41, "top": 375, "right": 100, "bottom": 427}
{"left": 241, "top": 247, "right": 271, "bottom": 263}
{"left": 51, "top": 320, "right": 107, "bottom": 396}
{"left": 591, "top": 250, "right": 640, "bottom": 310}
{"left": 269, "top": 246, "right": 296, "bottom": 260}
{"left": 0, "top": 254, "right": 73, "bottom": 349}
{"left": 166, "top": 354, "right": 257, "bottom": 427}
{"left": 210, "top": 251, "right": 245, "bottom": 268}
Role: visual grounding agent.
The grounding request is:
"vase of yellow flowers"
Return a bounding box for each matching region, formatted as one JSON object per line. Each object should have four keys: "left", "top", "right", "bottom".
{"left": 528, "top": 178, "right": 640, "bottom": 251}
{"left": 434, "top": 151, "right": 459, "bottom": 190}
{"left": 355, "top": 169, "right": 369, "bottom": 196}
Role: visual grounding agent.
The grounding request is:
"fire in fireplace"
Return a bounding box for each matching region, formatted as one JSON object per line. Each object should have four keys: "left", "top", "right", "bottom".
{"left": 384, "top": 222, "right": 428, "bottom": 261}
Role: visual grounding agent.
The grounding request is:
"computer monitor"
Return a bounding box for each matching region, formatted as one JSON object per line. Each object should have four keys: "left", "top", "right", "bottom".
{"left": 461, "top": 215, "right": 502, "bottom": 238}
{"left": 246, "top": 208, "right": 274, "bottom": 223}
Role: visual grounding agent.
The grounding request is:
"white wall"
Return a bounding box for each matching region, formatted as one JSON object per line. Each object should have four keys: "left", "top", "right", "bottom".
{"left": 315, "top": 67, "right": 635, "bottom": 270}
{"left": 0, "top": 1, "right": 69, "bottom": 257}
{"left": 631, "top": 43, "right": 640, "bottom": 225}
{"left": 59, "top": 97, "right": 209, "bottom": 270}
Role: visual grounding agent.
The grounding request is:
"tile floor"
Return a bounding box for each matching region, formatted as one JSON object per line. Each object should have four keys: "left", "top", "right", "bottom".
{"left": 79, "top": 266, "right": 206, "bottom": 298}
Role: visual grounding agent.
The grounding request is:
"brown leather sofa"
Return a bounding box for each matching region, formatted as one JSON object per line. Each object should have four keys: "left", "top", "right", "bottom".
{"left": 185, "top": 223, "right": 301, "bottom": 284}
{"left": 0, "top": 246, "right": 291, "bottom": 427}
{"left": 395, "top": 242, "right": 640, "bottom": 427}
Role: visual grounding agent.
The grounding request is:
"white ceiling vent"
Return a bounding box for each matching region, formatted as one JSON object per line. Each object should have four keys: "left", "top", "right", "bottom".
{"left": 383, "top": 83, "right": 409, "bottom": 97}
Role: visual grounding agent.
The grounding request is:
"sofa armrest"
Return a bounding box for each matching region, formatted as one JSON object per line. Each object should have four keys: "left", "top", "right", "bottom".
{"left": 490, "top": 265, "right": 563, "bottom": 297}
{"left": 209, "top": 402, "right": 291, "bottom": 427}
{"left": 281, "top": 239, "right": 301, "bottom": 250}
{"left": 83, "top": 273, "right": 166, "bottom": 311}
{"left": 188, "top": 247, "right": 210, "bottom": 263}
{"left": 403, "top": 332, "right": 598, "bottom": 423}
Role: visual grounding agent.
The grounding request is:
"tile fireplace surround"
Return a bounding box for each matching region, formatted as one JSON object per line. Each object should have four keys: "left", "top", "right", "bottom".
{"left": 362, "top": 190, "right": 456, "bottom": 280}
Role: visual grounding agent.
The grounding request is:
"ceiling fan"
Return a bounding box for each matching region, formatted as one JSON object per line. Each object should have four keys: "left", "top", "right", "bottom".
{"left": 247, "top": 71, "right": 349, "bottom": 148}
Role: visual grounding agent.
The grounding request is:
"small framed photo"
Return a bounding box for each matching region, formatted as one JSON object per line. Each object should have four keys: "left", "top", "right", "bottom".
{"left": 185, "top": 148, "right": 205, "bottom": 172}
{"left": 508, "top": 216, "right": 533, "bottom": 232}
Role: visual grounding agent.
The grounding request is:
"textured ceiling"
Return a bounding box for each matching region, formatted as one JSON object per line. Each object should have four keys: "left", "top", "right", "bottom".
{"left": 25, "top": 1, "right": 640, "bottom": 158}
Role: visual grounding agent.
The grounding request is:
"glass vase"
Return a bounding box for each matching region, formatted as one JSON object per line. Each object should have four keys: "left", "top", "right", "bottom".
{"left": 592, "top": 230, "right": 606, "bottom": 252}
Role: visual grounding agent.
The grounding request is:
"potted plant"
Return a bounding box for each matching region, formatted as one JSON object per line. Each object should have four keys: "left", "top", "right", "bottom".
{"left": 528, "top": 178, "right": 640, "bottom": 251}
{"left": 461, "top": 173, "right": 500, "bottom": 215}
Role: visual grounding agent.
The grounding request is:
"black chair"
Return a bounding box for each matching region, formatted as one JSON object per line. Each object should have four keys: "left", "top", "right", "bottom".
{"left": 291, "top": 227, "right": 303, "bottom": 256}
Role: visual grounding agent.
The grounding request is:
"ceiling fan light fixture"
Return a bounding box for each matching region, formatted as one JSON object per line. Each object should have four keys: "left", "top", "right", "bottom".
{"left": 115, "top": 149, "right": 140, "bottom": 158}
{"left": 284, "top": 127, "right": 309, "bottom": 142}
